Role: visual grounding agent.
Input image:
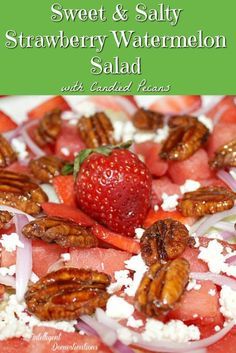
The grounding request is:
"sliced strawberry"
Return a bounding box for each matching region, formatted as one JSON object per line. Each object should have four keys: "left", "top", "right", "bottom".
{"left": 207, "top": 123, "right": 236, "bottom": 158}
{"left": 28, "top": 96, "right": 71, "bottom": 120}
{"left": 134, "top": 142, "right": 168, "bottom": 177}
{"left": 55, "top": 123, "right": 86, "bottom": 161}
{"left": 149, "top": 96, "right": 201, "bottom": 115}
{"left": 168, "top": 281, "right": 223, "bottom": 327}
{"left": 67, "top": 247, "right": 131, "bottom": 279}
{"left": 143, "top": 209, "right": 195, "bottom": 228}
{"left": 53, "top": 175, "right": 76, "bottom": 207}
{"left": 92, "top": 223, "right": 140, "bottom": 254}
{"left": 152, "top": 177, "right": 181, "bottom": 204}
{"left": 42, "top": 202, "right": 95, "bottom": 227}
{"left": 0, "top": 111, "right": 17, "bottom": 133}
{"left": 168, "top": 149, "right": 211, "bottom": 184}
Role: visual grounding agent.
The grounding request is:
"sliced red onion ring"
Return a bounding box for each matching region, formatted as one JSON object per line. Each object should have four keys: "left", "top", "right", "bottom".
{"left": 214, "top": 221, "right": 236, "bottom": 234}
{"left": 0, "top": 274, "right": 16, "bottom": 288}
{"left": 3, "top": 124, "right": 23, "bottom": 141}
{"left": 194, "top": 206, "right": 236, "bottom": 237}
{"left": 87, "top": 309, "right": 235, "bottom": 353}
{"left": 217, "top": 170, "right": 236, "bottom": 192}
{"left": 15, "top": 214, "right": 32, "bottom": 301}
{"left": 21, "top": 120, "right": 45, "bottom": 158}
{"left": 47, "top": 258, "right": 65, "bottom": 273}
{"left": 80, "top": 315, "right": 117, "bottom": 347}
{"left": 0, "top": 205, "right": 34, "bottom": 221}
{"left": 191, "top": 272, "right": 236, "bottom": 290}
{"left": 212, "top": 104, "right": 229, "bottom": 126}
{"left": 194, "top": 96, "right": 224, "bottom": 116}
{"left": 226, "top": 255, "right": 236, "bottom": 265}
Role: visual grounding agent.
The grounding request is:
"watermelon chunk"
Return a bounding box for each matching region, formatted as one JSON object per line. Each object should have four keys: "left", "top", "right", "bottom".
{"left": 32, "top": 240, "right": 63, "bottom": 277}
{"left": 0, "top": 111, "right": 17, "bottom": 133}
{"left": 28, "top": 96, "right": 71, "bottom": 120}
{"left": 168, "top": 280, "right": 223, "bottom": 327}
{"left": 55, "top": 123, "right": 85, "bottom": 161}
{"left": 208, "top": 96, "right": 236, "bottom": 124}
{"left": 182, "top": 247, "right": 208, "bottom": 272}
{"left": 149, "top": 96, "right": 201, "bottom": 115}
{"left": 168, "top": 149, "right": 211, "bottom": 184}
{"left": 67, "top": 247, "right": 131, "bottom": 279}
{"left": 134, "top": 142, "right": 168, "bottom": 177}
{"left": 207, "top": 123, "right": 236, "bottom": 158}
{"left": 152, "top": 177, "right": 181, "bottom": 205}
{"left": 0, "top": 338, "right": 29, "bottom": 353}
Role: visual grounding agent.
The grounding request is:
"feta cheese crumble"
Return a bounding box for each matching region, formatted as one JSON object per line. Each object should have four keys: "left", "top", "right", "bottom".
{"left": 107, "top": 270, "right": 132, "bottom": 294}
{"left": 11, "top": 137, "right": 29, "bottom": 161}
{"left": 61, "top": 253, "right": 71, "bottom": 261}
{"left": 0, "top": 233, "right": 24, "bottom": 252}
{"left": 0, "top": 295, "right": 76, "bottom": 340}
{"left": 134, "top": 227, "right": 145, "bottom": 240}
{"left": 220, "top": 285, "right": 236, "bottom": 320}
{"left": 198, "top": 115, "right": 214, "bottom": 132}
{"left": 142, "top": 319, "right": 200, "bottom": 343}
{"left": 187, "top": 279, "right": 201, "bottom": 291}
{"left": 106, "top": 295, "right": 134, "bottom": 320}
{"left": 154, "top": 125, "right": 169, "bottom": 143}
{"left": 208, "top": 289, "right": 216, "bottom": 296}
{"left": 0, "top": 265, "right": 16, "bottom": 276}
{"left": 124, "top": 254, "right": 148, "bottom": 297}
{"left": 198, "top": 240, "right": 236, "bottom": 277}
{"left": 127, "top": 316, "right": 144, "bottom": 329}
{"left": 161, "top": 193, "right": 179, "bottom": 211}
{"left": 180, "top": 180, "right": 201, "bottom": 194}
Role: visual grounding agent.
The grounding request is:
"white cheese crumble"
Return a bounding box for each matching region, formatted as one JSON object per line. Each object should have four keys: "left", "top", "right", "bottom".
{"left": 215, "top": 325, "right": 221, "bottom": 332}
{"left": 187, "top": 279, "right": 201, "bottom": 291}
{"left": 117, "top": 327, "right": 134, "bottom": 345}
{"left": 0, "top": 265, "right": 16, "bottom": 276}
{"left": 124, "top": 254, "right": 148, "bottom": 297}
{"left": 153, "top": 204, "right": 159, "bottom": 212}
{"left": 30, "top": 272, "right": 39, "bottom": 283}
{"left": 0, "top": 233, "right": 24, "bottom": 252}
{"left": 11, "top": 137, "right": 29, "bottom": 161}
{"left": 198, "top": 240, "right": 236, "bottom": 277}
{"left": 220, "top": 286, "right": 236, "bottom": 320}
{"left": 61, "top": 147, "right": 70, "bottom": 156}
{"left": 154, "top": 125, "right": 169, "bottom": 143}
{"left": 161, "top": 193, "right": 179, "bottom": 211}
{"left": 127, "top": 316, "right": 144, "bottom": 329}
{"left": 180, "top": 180, "right": 201, "bottom": 194}
{"left": 198, "top": 115, "right": 214, "bottom": 132}
{"left": 0, "top": 295, "right": 76, "bottom": 340}
{"left": 107, "top": 270, "right": 132, "bottom": 294}
{"left": 208, "top": 289, "right": 216, "bottom": 296}
{"left": 142, "top": 319, "right": 200, "bottom": 343}
{"left": 106, "top": 295, "right": 134, "bottom": 320}
{"left": 61, "top": 253, "right": 71, "bottom": 261}
{"left": 134, "top": 228, "right": 145, "bottom": 240}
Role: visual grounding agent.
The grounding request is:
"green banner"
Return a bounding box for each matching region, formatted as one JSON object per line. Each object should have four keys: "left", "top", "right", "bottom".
{"left": 0, "top": 0, "right": 235, "bottom": 94}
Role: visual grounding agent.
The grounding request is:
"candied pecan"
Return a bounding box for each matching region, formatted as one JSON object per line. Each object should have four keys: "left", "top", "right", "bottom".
{"left": 0, "top": 135, "right": 17, "bottom": 168}
{"left": 22, "top": 216, "right": 98, "bottom": 248}
{"left": 168, "top": 115, "right": 197, "bottom": 128}
{"left": 0, "top": 170, "right": 48, "bottom": 215}
{"left": 132, "top": 108, "right": 164, "bottom": 131}
{"left": 210, "top": 139, "right": 236, "bottom": 169}
{"left": 0, "top": 211, "right": 13, "bottom": 229}
{"left": 140, "top": 219, "right": 191, "bottom": 266}
{"left": 160, "top": 120, "right": 209, "bottom": 161}
{"left": 29, "top": 156, "right": 65, "bottom": 183}
{"left": 135, "top": 258, "right": 190, "bottom": 317}
{"left": 25, "top": 267, "right": 110, "bottom": 320}
{"left": 77, "top": 112, "right": 116, "bottom": 148}
{"left": 34, "top": 110, "right": 62, "bottom": 147}
{"left": 178, "top": 186, "right": 236, "bottom": 217}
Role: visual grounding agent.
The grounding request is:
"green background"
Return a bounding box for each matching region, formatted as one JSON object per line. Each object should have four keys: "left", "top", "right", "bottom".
{"left": 0, "top": 0, "right": 235, "bottom": 94}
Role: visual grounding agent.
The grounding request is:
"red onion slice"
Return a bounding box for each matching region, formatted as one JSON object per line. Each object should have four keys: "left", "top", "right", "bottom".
{"left": 217, "top": 170, "right": 236, "bottom": 192}
{"left": 214, "top": 221, "right": 236, "bottom": 234}
{"left": 191, "top": 272, "right": 236, "bottom": 290}
{"left": 15, "top": 214, "right": 32, "bottom": 301}
{"left": 21, "top": 120, "right": 45, "bottom": 158}
{"left": 194, "top": 206, "right": 236, "bottom": 237}
{"left": 226, "top": 255, "right": 236, "bottom": 265}
{"left": 0, "top": 205, "right": 34, "bottom": 221}
{"left": 0, "top": 274, "right": 16, "bottom": 288}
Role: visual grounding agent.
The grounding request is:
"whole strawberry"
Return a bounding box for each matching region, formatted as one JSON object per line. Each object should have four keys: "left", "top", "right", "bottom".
{"left": 69, "top": 144, "right": 152, "bottom": 236}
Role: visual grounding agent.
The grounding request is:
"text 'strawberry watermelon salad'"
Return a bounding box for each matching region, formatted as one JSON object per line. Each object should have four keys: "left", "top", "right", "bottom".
{"left": 0, "top": 95, "right": 235, "bottom": 353}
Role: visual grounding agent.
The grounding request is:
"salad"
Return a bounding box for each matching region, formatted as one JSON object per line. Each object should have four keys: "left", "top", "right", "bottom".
{"left": 0, "top": 95, "right": 235, "bottom": 353}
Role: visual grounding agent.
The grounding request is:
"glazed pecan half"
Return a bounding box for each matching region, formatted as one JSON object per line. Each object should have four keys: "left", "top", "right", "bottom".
{"left": 25, "top": 267, "right": 111, "bottom": 320}
{"left": 135, "top": 258, "right": 190, "bottom": 317}
{"left": 29, "top": 156, "right": 65, "bottom": 183}
{"left": 160, "top": 120, "right": 209, "bottom": 161}
{"left": 178, "top": 186, "right": 236, "bottom": 217}
{"left": 0, "top": 211, "right": 13, "bottom": 229}
{"left": 0, "top": 170, "right": 48, "bottom": 215}
{"left": 168, "top": 115, "right": 197, "bottom": 128}
{"left": 210, "top": 139, "right": 236, "bottom": 169}
{"left": 132, "top": 108, "right": 164, "bottom": 131}
{"left": 140, "top": 219, "right": 191, "bottom": 266}
{"left": 77, "top": 112, "right": 116, "bottom": 148}
{"left": 0, "top": 135, "right": 17, "bottom": 168}
{"left": 34, "top": 110, "right": 62, "bottom": 147}
{"left": 22, "top": 216, "right": 98, "bottom": 248}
